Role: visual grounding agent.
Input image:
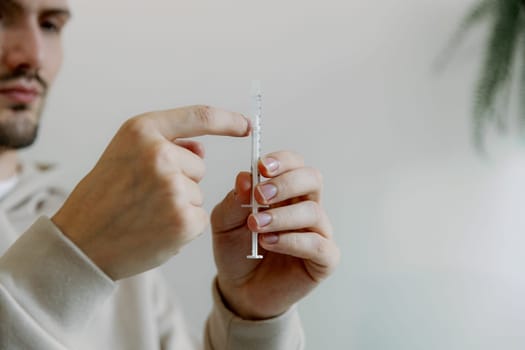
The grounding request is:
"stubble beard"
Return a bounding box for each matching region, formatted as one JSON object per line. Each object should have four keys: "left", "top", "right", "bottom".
{"left": 0, "top": 101, "right": 44, "bottom": 149}
{"left": 0, "top": 67, "right": 49, "bottom": 150}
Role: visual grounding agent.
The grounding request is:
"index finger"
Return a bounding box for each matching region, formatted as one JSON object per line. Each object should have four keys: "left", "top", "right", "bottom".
{"left": 143, "top": 105, "right": 251, "bottom": 140}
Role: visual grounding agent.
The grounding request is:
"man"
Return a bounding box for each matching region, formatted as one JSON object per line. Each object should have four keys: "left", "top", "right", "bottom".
{"left": 0, "top": 0, "right": 340, "bottom": 349}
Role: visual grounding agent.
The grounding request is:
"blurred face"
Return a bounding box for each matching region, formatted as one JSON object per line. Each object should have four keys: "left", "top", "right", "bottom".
{"left": 0, "top": 0, "right": 70, "bottom": 149}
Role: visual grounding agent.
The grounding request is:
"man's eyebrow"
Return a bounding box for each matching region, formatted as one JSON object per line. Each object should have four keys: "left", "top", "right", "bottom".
{"left": 1, "top": 0, "right": 23, "bottom": 14}
{"left": 41, "top": 8, "right": 72, "bottom": 20}
{"left": 2, "top": 0, "right": 72, "bottom": 19}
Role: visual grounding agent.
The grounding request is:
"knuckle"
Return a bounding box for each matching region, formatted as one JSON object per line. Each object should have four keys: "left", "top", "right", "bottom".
{"left": 313, "top": 236, "right": 328, "bottom": 260}
{"left": 193, "top": 159, "right": 206, "bottom": 182}
{"left": 304, "top": 200, "right": 322, "bottom": 223}
{"left": 121, "top": 115, "right": 151, "bottom": 137}
{"left": 308, "top": 167, "right": 323, "bottom": 185}
{"left": 190, "top": 185, "right": 204, "bottom": 207}
{"left": 176, "top": 207, "right": 207, "bottom": 242}
{"left": 197, "top": 187, "right": 205, "bottom": 205}
{"left": 194, "top": 105, "right": 214, "bottom": 127}
{"left": 155, "top": 173, "right": 186, "bottom": 210}
{"left": 323, "top": 242, "right": 341, "bottom": 276}
{"left": 171, "top": 205, "right": 193, "bottom": 233}
{"left": 288, "top": 233, "right": 300, "bottom": 250}
{"left": 148, "top": 142, "right": 174, "bottom": 169}
{"left": 167, "top": 173, "right": 186, "bottom": 200}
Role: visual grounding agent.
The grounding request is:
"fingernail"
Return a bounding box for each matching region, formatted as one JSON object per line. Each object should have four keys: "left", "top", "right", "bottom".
{"left": 258, "top": 183, "right": 277, "bottom": 202}
{"left": 254, "top": 212, "right": 272, "bottom": 227}
{"left": 262, "top": 157, "right": 279, "bottom": 173}
{"left": 262, "top": 233, "right": 279, "bottom": 244}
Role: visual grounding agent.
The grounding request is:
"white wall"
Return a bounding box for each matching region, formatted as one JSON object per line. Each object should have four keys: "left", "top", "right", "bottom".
{"left": 23, "top": 0, "right": 525, "bottom": 348}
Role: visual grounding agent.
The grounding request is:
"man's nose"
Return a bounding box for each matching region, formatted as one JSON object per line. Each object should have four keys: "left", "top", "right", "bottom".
{"left": 1, "top": 22, "right": 44, "bottom": 73}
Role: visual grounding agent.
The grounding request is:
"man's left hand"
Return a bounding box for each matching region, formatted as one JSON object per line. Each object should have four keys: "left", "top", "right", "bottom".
{"left": 211, "top": 151, "right": 340, "bottom": 320}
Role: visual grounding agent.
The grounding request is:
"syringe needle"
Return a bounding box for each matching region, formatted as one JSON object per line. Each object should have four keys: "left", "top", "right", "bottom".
{"left": 243, "top": 80, "right": 267, "bottom": 259}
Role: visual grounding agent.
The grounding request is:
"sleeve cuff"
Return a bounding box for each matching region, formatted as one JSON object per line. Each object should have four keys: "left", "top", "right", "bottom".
{"left": 0, "top": 216, "right": 116, "bottom": 338}
{"left": 206, "top": 278, "right": 305, "bottom": 349}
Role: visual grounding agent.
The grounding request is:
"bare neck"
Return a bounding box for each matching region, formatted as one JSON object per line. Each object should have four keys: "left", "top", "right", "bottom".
{"left": 0, "top": 150, "right": 19, "bottom": 181}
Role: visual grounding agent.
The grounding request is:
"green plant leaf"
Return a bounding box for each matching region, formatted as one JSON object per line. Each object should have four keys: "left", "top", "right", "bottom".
{"left": 474, "top": 0, "right": 522, "bottom": 147}
{"left": 435, "top": 0, "right": 495, "bottom": 71}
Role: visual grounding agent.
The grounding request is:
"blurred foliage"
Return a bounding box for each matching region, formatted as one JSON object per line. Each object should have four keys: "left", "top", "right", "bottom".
{"left": 444, "top": 0, "right": 525, "bottom": 149}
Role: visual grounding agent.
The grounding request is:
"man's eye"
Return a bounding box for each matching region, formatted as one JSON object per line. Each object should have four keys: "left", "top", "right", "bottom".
{"left": 41, "top": 20, "right": 61, "bottom": 33}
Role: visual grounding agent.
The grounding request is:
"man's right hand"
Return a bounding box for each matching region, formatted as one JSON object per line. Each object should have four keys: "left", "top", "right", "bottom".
{"left": 51, "top": 106, "right": 250, "bottom": 280}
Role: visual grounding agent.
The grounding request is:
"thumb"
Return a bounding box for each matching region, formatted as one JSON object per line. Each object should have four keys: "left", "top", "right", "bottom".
{"left": 211, "top": 172, "right": 252, "bottom": 234}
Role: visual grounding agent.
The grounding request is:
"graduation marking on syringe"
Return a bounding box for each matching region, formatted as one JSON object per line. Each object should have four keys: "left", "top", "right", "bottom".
{"left": 242, "top": 80, "right": 268, "bottom": 259}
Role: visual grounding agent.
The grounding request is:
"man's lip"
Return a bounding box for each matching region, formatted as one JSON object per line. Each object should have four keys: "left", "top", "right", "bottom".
{"left": 0, "top": 88, "right": 40, "bottom": 104}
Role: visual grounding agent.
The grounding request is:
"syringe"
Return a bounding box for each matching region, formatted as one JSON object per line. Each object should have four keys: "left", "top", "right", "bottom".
{"left": 242, "top": 80, "right": 267, "bottom": 259}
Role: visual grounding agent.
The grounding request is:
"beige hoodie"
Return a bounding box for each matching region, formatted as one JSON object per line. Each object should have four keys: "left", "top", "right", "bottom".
{"left": 0, "top": 162, "right": 304, "bottom": 349}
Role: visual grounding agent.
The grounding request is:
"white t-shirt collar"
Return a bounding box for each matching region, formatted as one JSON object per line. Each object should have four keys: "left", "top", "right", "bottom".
{"left": 0, "top": 174, "right": 19, "bottom": 200}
